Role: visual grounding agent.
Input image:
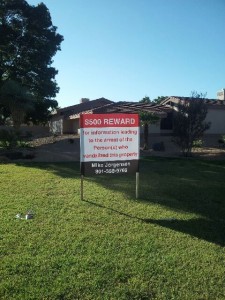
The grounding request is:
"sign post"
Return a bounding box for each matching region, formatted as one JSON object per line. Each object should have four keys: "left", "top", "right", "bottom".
{"left": 81, "top": 174, "right": 84, "bottom": 201}
{"left": 80, "top": 113, "right": 140, "bottom": 199}
{"left": 136, "top": 172, "right": 139, "bottom": 199}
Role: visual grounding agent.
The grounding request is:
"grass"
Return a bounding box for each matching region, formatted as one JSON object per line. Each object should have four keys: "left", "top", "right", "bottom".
{"left": 0, "top": 157, "right": 225, "bottom": 299}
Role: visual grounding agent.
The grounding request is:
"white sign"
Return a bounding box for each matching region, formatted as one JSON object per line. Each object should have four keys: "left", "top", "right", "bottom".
{"left": 80, "top": 113, "right": 140, "bottom": 175}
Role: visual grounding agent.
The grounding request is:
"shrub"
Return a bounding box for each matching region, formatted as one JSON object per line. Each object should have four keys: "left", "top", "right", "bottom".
{"left": 193, "top": 139, "right": 203, "bottom": 148}
{"left": 172, "top": 92, "right": 210, "bottom": 156}
{"left": 17, "top": 140, "right": 30, "bottom": 148}
{"left": 0, "top": 129, "right": 18, "bottom": 149}
{"left": 218, "top": 135, "right": 225, "bottom": 145}
{"left": 0, "top": 129, "right": 31, "bottom": 150}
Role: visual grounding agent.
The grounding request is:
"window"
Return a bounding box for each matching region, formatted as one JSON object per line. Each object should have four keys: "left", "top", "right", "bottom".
{"left": 160, "top": 112, "right": 173, "bottom": 130}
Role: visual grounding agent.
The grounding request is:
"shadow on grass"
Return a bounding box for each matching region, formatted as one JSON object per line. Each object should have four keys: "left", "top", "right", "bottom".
{"left": 15, "top": 162, "right": 81, "bottom": 178}
{"left": 138, "top": 158, "right": 225, "bottom": 221}
{"left": 83, "top": 199, "right": 225, "bottom": 246}
{"left": 82, "top": 157, "right": 225, "bottom": 246}
{"left": 143, "top": 218, "right": 225, "bottom": 247}
{"left": 83, "top": 199, "right": 143, "bottom": 221}
{"left": 14, "top": 157, "right": 225, "bottom": 246}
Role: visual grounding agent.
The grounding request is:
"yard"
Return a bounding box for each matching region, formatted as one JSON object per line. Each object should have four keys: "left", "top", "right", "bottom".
{"left": 0, "top": 157, "right": 225, "bottom": 299}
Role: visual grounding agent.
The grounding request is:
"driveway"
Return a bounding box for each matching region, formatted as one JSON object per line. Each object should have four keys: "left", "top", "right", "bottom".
{"left": 27, "top": 135, "right": 80, "bottom": 162}
{"left": 4, "top": 134, "right": 225, "bottom": 162}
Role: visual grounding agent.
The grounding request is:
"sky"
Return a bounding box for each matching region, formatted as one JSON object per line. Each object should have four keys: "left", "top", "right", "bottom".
{"left": 27, "top": 0, "right": 225, "bottom": 108}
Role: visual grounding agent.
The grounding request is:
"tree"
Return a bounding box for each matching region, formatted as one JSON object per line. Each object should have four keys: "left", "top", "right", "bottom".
{"left": 139, "top": 95, "right": 167, "bottom": 105}
{"left": 139, "top": 96, "right": 151, "bottom": 104}
{"left": 0, "top": 80, "right": 34, "bottom": 129}
{"left": 0, "top": 104, "right": 10, "bottom": 125}
{"left": 0, "top": 0, "right": 63, "bottom": 124}
{"left": 152, "top": 96, "right": 167, "bottom": 104}
{"left": 139, "top": 111, "right": 159, "bottom": 150}
{"left": 173, "top": 92, "right": 211, "bottom": 156}
{"left": 139, "top": 97, "right": 159, "bottom": 150}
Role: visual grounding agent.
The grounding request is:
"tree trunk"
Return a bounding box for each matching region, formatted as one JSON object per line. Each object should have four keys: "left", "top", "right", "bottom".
{"left": 11, "top": 108, "right": 25, "bottom": 130}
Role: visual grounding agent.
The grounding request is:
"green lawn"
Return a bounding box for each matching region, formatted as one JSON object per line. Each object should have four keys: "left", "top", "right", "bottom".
{"left": 0, "top": 158, "right": 225, "bottom": 300}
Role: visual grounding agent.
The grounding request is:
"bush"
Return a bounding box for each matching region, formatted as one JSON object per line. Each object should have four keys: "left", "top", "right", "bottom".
{"left": 0, "top": 129, "right": 31, "bottom": 150}
{"left": 172, "top": 93, "right": 210, "bottom": 156}
{"left": 193, "top": 139, "right": 203, "bottom": 148}
{"left": 0, "top": 129, "right": 18, "bottom": 149}
{"left": 218, "top": 135, "right": 225, "bottom": 145}
{"left": 17, "top": 140, "right": 30, "bottom": 148}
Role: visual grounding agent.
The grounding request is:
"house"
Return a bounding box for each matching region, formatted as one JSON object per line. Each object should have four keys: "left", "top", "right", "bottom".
{"left": 50, "top": 98, "right": 113, "bottom": 134}
{"left": 50, "top": 91, "right": 225, "bottom": 139}
{"left": 161, "top": 95, "right": 225, "bottom": 135}
{"left": 50, "top": 97, "right": 171, "bottom": 135}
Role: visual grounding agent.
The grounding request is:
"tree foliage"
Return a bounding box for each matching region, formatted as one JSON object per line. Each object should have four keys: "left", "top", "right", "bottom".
{"left": 0, "top": 80, "right": 34, "bottom": 129}
{"left": 139, "top": 97, "right": 159, "bottom": 150}
{"left": 173, "top": 92, "right": 211, "bottom": 156}
{"left": 152, "top": 96, "right": 167, "bottom": 104}
{"left": 139, "top": 95, "right": 167, "bottom": 105}
{"left": 139, "top": 96, "right": 151, "bottom": 104}
{"left": 0, "top": 0, "right": 63, "bottom": 125}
